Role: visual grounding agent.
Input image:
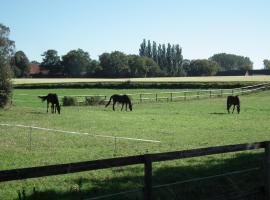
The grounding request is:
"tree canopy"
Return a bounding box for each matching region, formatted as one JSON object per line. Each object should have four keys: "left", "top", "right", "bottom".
{"left": 11, "top": 50, "right": 30, "bottom": 77}
{"left": 62, "top": 49, "right": 91, "bottom": 77}
{"left": 0, "top": 23, "right": 14, "bottom": 107}
{"left": 263, "top": 59, "right": 270, "bottom": 70}
{"left": 210, "top": 53, "right": 253, "bottom": 71}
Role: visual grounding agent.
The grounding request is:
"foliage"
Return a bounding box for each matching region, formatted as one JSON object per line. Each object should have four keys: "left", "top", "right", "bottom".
{"left": 85, "top": 96, "right": 105, "bottom": 106}
{"left": 41, "top": 49, "right": 63, "bottom": 75}
{"left": 99, "top": 51, "right": 129, "bottom": 77}
{"left": 263, "top": 59, "right": 270, "bottom": 70}
{"left": 10, "top": 50, "right": 30, "bottom": 77}
{"left": 210, "top": 53, "right": 253, "bottom": 71}
{"left": 62, "top": 96, "right": 77, "bottom": 106}
{"left": 0, "top": 23, "right": 14, "bottom": 107}
{"left": 62, "top": 49, "right": 91, "bottom": 77}
{"left": 139, "top": 39, "right": 184, "bottom": 76}
{"left": 186, "top": 59, "right": 220, "bottom": 76}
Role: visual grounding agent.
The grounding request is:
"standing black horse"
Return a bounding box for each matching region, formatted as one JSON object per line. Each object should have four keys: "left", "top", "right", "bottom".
{"left": 38, "top": 93, "right": 61, "bottom": 114}
{"left": 227, "top": 95, "right": 240, "bottom": 114}
{"left": 105, "top": 94, "right": 132, "bottom": 111}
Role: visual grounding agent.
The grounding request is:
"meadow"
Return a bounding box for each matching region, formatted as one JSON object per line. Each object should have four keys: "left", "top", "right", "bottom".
{"left": 0, "top": 87, "right": 270, "bottom": 199}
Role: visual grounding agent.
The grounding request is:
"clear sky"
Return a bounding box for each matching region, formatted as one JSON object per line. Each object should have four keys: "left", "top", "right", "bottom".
{"left": 2, "top": 0, "right": 270, "bottom": 69}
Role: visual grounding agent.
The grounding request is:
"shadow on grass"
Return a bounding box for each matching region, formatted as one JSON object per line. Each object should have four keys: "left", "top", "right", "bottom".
{"left": 17, "top": 152, "right": 264, "bottom": 200}
{"left": 209, "top": 112, "right": 228, "bottom": 115}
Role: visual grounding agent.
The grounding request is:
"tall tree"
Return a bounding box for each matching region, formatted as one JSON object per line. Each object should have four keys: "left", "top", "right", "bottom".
{"left": 175, "top": 45, "right": 184, "bottom": 76}
{"left": 263, "top": 59, "right": 270, "bottom": 69}
{"left": 62, "top": 49, "right": 91, "bottom": 77}
{"left": 146, "top": 40, "right": 152, "bottom": 58}
{"left": 11, "top": 51, "right": 30, "bottom": 77}
{"left": 0, "top": 24, "right": 14, "bottom": 107}
{"left": 139, "top": 39, "right": 147, "bottom": 57}
{"left": 166, "top": 43, "right": 172, "bottom": 75}
{"left": 152, "top": 41, "right": 158, "bottom": 63}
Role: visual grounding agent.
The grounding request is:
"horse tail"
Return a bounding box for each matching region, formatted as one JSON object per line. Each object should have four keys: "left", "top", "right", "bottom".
{"left": 38, "top": 95, "right": 48, "bottom": 102}
{"left": 105, "top": 96, "right": 113, "bottom": 107}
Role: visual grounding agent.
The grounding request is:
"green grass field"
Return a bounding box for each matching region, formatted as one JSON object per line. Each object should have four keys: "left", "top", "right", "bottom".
{"left": 1, "top": 87, "right": 270, "bottom": 199}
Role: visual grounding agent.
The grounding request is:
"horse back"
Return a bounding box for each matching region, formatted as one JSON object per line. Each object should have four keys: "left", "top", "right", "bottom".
{"left": 227, "top": 95, "right": 240, "bottom": 105}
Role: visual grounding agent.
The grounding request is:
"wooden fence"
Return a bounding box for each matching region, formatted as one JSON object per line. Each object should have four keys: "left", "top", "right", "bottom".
{"left": 63, "top": 82, "right": 270, "bottom": 105}
{"left": 0, "top": 141, "right": 269, "bottom": 200}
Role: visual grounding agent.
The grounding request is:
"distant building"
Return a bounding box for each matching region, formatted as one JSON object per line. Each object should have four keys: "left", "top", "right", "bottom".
{"left": 29, "top": 63, "right": 50, "bottom": 77}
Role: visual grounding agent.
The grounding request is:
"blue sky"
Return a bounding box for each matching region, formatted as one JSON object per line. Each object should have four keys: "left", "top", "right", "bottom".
{"left": 2, "top": 0, "right": 270, "bottom": 69}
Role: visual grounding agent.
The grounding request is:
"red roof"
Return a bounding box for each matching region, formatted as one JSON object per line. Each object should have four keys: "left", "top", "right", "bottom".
{"left": 29, "top": 64, "right": 40, "bottom": 75}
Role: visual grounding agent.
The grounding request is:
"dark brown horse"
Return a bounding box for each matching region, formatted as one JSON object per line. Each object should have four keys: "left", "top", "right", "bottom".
{"left": 39, "top": 93, "right": 61, "bottom": 114}
{"left": 227, "top": 95, "right": 240, "bottom": 114}
{"left": 105, "top": 94, "right": 132, "bottom": 111}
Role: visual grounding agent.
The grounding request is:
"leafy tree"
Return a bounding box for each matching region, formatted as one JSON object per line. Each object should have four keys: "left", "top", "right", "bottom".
{"left": 186, "top": 59, "right": 220, "bottom": 76}
{"left": 128, "top": 55, "right": 145, "bottom": 77}
{"left": 0, "top": 24, "right": 14, "bottom": 107}
{"left": 144, "top": 57, "right": 160, "bottom": 77}
{"left": 10, "top": 51, "right": 30, "bottom": 77}
{"left": 62, "top": 49, "right": 91, "bottom": 77}
{"left": 263, "top": 59, "right": 270, "bottom": 69}
{"left": 86, "top": 60, "right": 101, "bottom": 77}
{"left": 210, "top": 53, "right": 253, "bottom": 71}
{"left": 99, "top": 51, "right": 129, "bottom": 77}
{"left": 41, "top": 49, "right": 63, "bottom": 75}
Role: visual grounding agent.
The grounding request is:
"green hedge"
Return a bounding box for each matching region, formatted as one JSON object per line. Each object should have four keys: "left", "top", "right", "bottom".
{"left": 13, "top": 81, "right": 260, "bottom": 89}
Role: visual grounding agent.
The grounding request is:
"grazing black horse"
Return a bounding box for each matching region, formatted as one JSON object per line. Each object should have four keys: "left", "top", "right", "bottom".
{"left": 38, "top": 93, "right": 61, "bottom": 114}
{"left": 227, "top": 95, "right": 240, "bottom": 114}
{"left": 105, "top": 94, "right": 132, "bottom": 111}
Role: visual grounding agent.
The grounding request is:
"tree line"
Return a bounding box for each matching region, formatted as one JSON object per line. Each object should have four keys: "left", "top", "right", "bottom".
{"left": 9, "top": 38, "right": 270, "bottom": 78}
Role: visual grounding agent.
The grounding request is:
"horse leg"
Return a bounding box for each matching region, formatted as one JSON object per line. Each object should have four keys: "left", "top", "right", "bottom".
{"left": 113, "top": 101, "right": 116, "bottom": 111}
{"left": 47, "top": 102, "right": 49, "bottom": 113}
{"left": 125, "top": 103, "right": 127, "bottom": 111}
{"left": 232, "top": 105, "right": 235, "bottom": 113}
{"left": 227, "top": 104, "right": 231, "bottom": 114}
{"left": 51, "top": 104, "right": 54, "bottom": 113}
{"left": 121, "top": 103, "right": 124, "bottom": 111}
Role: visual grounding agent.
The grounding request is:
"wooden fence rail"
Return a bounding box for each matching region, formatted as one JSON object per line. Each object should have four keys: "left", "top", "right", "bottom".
{"left": 0, "top": 141, "right": 269, "bottom": 200}
{"left": 63, "top": 83, "right": 270, "bottom": 105}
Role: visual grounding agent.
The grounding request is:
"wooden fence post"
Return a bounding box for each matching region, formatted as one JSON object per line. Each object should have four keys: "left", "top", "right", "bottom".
{"left": 156, "top": 94, "right": 158, "bottom": 102}
{"left": 220, "top": 89, "right": 223, "bottom": 97}
{"left": 265, "top": 141, "right": 270, "bottom": 199}
{"left": 140, "top": 94, "right": 142, "bottom": 103}
{"left": 144, "top": 154, "right": 152, "bottom": 200}
{"left": 197, "top": 91, "right": 199, "bottom": 99}
{"left": 170, "top": 93, "right": 173, "bottom": 101}
{"left": 184, "top": 92, "right": 186, "bottom": 101}
{"left": 209, "top": 90, "right": 212, "bottom": 98}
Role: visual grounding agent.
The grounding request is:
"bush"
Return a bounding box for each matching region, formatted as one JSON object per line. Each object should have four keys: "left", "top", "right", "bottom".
{"left": 85, "top": 96, "right": 105, "bottom": 106}
{"left": 62, "top": 96, "right": 77, "bottom": 106}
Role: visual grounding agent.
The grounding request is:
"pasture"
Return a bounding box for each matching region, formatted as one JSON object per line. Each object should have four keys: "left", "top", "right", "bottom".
{"left": 1, "top": 87, "right": 270, "bottom": 199}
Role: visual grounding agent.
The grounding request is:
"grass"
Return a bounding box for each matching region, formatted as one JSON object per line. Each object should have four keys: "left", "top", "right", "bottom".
{"left": 0, "top": 88, "right": 270, "bottom": 199}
